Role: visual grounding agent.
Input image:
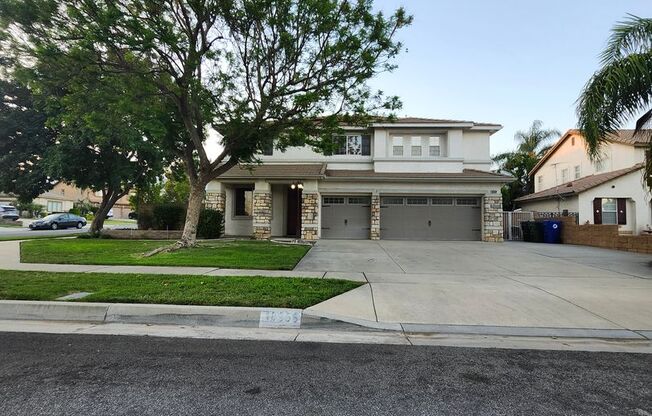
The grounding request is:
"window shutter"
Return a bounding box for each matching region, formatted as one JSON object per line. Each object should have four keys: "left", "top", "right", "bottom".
{"left": 617, "top": 198, "right": 627, "bottom": 225}
{"left": 593, "top": 198, "right": 602, "bottom": 224}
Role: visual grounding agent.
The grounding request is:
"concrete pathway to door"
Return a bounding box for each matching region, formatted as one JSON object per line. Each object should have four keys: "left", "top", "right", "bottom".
{"left": 297, "top": 240, "right": 652, "bottom": 338}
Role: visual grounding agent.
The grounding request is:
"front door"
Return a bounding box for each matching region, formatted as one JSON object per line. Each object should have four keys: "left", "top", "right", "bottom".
{"left": 286, "top": 187, "right": 302, "bottom": 237}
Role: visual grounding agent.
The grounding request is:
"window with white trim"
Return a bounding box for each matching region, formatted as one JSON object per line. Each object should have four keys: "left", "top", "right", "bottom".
{"left": 602, "top": 198, "right": 617, "bottom": 224}
{"left": 47, "top": 201, "right": 63, "bottom": 213}
{"left": 537, "top": 175, "right": 543, "bottom": 186}
{"left": 561, "top": 168, "right": 569, "bottom": 183}
{"left": 429, "top": 136, "right": 441, "bottom": 157}
{"left": 574, "top": 165, "right": 581, "bottom": 179}
{"left": 392, "top": 146, "right": 403, "bottom": 156}
{"left": 410, "top": 136, "right": 422, "bottom": 156}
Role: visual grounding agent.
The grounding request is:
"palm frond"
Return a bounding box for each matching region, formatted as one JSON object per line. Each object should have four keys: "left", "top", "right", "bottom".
{"left": 600, "top": 15, "right": 652, "bottom": 65}
{"left": 577, "top": 52, "right": 652, "bottom": 160}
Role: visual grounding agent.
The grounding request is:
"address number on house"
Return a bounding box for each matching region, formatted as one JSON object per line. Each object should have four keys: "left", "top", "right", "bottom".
{"left": 259, "top": 309, "right": 302, "bottom": 328}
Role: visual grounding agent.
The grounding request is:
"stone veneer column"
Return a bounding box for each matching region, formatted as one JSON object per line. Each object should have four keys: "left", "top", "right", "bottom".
{"left": 204, "top": 192, "right": 225, "bottom": 213}
{"left": 483, "top": 194, "right": 503, "bottom": 242}
{"left": 253, "top": 182, "right": 272, "bottom": 240}
{"left": 370, "top": 193, "right": 380, "bottom": 240}
{"left": 301, "top": 192, "right": 319, "bottom": 241}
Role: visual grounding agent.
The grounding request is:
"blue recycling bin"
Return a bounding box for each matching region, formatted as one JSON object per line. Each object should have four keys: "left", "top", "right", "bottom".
{"left": 543, "top": 220, "right": 562, "bottom": 244}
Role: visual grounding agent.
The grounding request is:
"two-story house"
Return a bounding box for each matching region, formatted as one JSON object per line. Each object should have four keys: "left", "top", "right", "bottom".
{"left": 515, "top": 129, "right": 650, "bottom": 234}
{"left": 204, "top": 117, "right": 511, "bottom": 241}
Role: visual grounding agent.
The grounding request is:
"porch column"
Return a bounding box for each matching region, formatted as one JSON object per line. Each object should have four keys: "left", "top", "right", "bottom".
{"left": 370, "top": 192, "right": 381, "bottom": 240}
{"left": 204, "top": 181, "right": 225, "bottom": 213}
{"left": 300, "top": 180, "right": 319, "bottom": 241}
{"left": 253, "top": 180, "right": 272, "bottom": 240}
{"left": 483, "top": 194, "right": 503, "bottom": 242}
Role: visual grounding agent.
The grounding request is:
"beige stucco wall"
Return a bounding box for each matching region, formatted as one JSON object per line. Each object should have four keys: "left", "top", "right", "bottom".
{"left": 534, "top": 133, "right": 646, "bottom": 193}
{"left": 576, "top": 169, "right": 651, "bottom": 234}
{"left": 517, "top": 196, "right": 579, "bottom": 213}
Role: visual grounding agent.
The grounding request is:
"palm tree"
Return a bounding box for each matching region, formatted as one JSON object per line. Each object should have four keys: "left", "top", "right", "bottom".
{"left": 493, "top": 120, "right": 560, "bottom": 209}
{"left": 577, "top": 15, "right": 652, "bottom": 186}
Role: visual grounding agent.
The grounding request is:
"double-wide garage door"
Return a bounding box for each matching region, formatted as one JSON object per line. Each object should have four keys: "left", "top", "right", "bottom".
{"left": 380, "top": 196, "right": 481, "bottom": 241}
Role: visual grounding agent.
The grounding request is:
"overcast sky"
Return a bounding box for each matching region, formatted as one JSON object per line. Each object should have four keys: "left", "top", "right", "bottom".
{"left": 368, "top": 0, "right": 651, "bottom": 156}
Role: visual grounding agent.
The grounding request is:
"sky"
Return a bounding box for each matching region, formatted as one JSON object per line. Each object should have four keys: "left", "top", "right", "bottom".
{"left": 367, "top": 0, "right": 651, "bottom": 156}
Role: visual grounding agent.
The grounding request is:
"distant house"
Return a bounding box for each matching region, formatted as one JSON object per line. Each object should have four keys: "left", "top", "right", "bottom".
{"left": 515, "top": 130, "right": 651, "bottom": 235}
{"left": 32, "top": 183, "right": 132, "bottom": 219}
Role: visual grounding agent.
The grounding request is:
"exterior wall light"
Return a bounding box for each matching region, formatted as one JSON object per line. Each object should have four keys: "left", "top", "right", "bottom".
{"left": 290, "top": 181, "right": 303, "bottom": 190}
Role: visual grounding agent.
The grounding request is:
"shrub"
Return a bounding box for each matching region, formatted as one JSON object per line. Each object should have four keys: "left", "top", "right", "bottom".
{"left": 197, "top": 209, "right": 224, "bottom": 239}
{"left": 152, "top": 203, "right": 186, "bottom": 230}
{"left": 137, "top": 205, "right": 154, "bottom": 230}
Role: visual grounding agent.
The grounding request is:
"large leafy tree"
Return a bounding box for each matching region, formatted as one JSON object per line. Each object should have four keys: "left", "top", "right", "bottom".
{"left": 0, "top": 79, "right": 55, "bottom": 202}
{"left": 494, "top": 120, "right": 560, "bottom": 210}
{"left": 577, "top": 15, "right": 652, "bottom": 188}
{"left": 0, "top": 0, "right": 411, "bottom": 246}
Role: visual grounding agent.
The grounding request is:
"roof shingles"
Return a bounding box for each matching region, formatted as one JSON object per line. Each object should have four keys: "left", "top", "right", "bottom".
{"left": 515, "top": 164, "right": 644, "bottom": 202}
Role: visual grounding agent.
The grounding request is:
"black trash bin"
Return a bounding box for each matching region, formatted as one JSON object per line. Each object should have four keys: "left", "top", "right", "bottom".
{"left": 521, "top": 221, "right": 532, "bottom": 242}
{"left": 531, "top": 221, "right": 544, "bottom": 243}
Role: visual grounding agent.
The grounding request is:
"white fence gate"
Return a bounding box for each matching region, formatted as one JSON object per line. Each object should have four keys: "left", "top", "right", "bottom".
{"left": 502, "top": 211, "right": 534, "bottom": 241}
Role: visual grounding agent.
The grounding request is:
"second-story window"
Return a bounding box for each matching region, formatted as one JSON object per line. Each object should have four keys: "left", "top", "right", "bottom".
{"left": 537, "top": 175, "right": 543, "bottom": 186}
{"left": 574, "top": 165, "right": 581, "bottom": 179}
{"left": 561, "top": 168, "right": 569, "bottom": 183}
{"left": 333, "top": 135, "right": 371, "bottom": 156}
{"left": 411, "top": 145, "right": 422, "bottom": 156}
{"left": 429, "top": 136, "right": 441, "bottom": 156}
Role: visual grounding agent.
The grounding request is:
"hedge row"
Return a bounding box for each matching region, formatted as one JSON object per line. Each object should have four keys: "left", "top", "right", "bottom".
{"left": 137, "top": 203, "right": 223, "bottom": 239}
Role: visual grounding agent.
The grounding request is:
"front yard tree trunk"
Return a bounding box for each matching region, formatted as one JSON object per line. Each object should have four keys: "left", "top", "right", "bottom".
{"left": 178, "top": 183, "right": 206, "bottom": 247}
{"left": 90, "top": 191, "right": 122, "bottom": 235}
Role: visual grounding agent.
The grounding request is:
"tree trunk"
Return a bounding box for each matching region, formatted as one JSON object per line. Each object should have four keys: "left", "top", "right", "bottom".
{"left": 177, "top": 182, "right": 206, "bottom": 247}
{"left": 90, "top": 191, "right": 122, "bottom": 235}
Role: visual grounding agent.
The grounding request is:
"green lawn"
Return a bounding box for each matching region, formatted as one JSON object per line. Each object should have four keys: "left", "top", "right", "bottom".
{"left": 0, "top": 270, "right": 361, "bottom": 308}
{"left": 20, "top": 239, "right": 312, "bottom": 270}
{"left": 104, "top": 219, "right": 137, "bottom": 226}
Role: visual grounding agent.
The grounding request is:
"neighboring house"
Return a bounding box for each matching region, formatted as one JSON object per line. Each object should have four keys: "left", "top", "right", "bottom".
{"left": 205, "top": 117, "right": 512, "bottom": 241}
{"left": 515, "top": 129, "right": 651, "bottom": 235}
{"left": 33, "top": 183, "right": 132, "bottom": 218}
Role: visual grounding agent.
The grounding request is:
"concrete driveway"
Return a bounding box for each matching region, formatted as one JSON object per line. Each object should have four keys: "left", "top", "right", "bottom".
{"left": 298, "top": 240, "right": 652, "bottom": 337}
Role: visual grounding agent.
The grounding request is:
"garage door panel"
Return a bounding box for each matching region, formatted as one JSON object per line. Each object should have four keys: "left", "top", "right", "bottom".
{"left": 321, "top": 196, "right": 370, "bottom": 239}
{"left": 380, "top": 196, "right": 481, "bottom": 241}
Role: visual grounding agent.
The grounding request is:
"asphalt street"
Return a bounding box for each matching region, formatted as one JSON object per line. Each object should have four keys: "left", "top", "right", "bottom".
{"left": 0, "top": 332, "right": 650, "bottom": 415}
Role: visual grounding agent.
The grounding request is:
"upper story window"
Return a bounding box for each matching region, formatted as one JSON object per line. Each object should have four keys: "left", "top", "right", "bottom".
{"left": 410, "top": 137, "right": 422, "bottom": 156}
{"left": 411, "top": 145, "right": 422, "bottom": 156}
{"left": 561, "top": 168, "right": 569, "bottom": 183}
{"left": 537, "top": 175, "right": 543, "bottom": 186}
{"left": 333, "top": 134, "right": 371, "bottom": 156}
{"left": 574, "top": 165, "right": 581, "bottom": 179}
{"left": 429, "top": 136, "right": 441, "bottom": 156}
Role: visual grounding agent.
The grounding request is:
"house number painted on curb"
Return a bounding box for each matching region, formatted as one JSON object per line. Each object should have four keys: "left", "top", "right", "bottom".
{"left": 259, "top": 309, "right": 302, "bottom": 328}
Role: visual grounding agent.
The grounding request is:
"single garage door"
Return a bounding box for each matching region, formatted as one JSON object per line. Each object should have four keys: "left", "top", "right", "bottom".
{"left": 380, "top": 196, "right": 481, "bottom": 240}
{"left": 321, "top": 196, "right": 371, "bottom": 239}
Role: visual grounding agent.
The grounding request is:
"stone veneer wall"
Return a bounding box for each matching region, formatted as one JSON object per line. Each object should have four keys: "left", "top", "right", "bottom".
{"left": 253, "top": 191, "right": 272, "bottom": 239}
{"left": 204, "top": 192, "right": 225, "bottom": 212}
{"left": 483, "top": 195, "right": 503, "bottom": 242}
{"left": 301, "top": 192, "right": 319, "bottom": 241}
{"left": 370, "top": 194, "right": 380, "bottom": 240}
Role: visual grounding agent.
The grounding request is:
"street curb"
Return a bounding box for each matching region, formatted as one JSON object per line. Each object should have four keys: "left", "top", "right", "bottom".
{"left": 1, "top": 300, "right": 650, "bottom": 341}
